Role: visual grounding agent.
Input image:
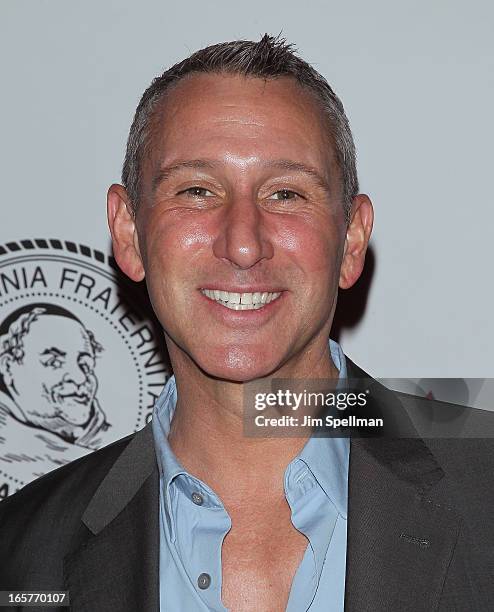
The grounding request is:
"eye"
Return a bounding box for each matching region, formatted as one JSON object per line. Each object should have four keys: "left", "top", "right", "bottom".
{"left": 269, "top": 189, "right": 302, "bottom": 201}
{"left": 78, "top": 354, "right": 95, "bottom": 374}
{"left": 41, "top": 356, "right": 64, "bottom": 370}
{"left": 178, "top": 187, "right": 215, "bottom": 198}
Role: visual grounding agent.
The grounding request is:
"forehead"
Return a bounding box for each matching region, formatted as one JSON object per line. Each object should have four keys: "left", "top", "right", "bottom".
{"left": 147, "top": 72, "right": 336, "bottom": 173}
{"left": 23, "top": 316, "right": 91, "bottom": 351}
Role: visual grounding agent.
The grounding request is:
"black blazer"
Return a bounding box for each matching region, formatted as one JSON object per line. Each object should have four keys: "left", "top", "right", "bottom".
{"left": 1, "top": 359, "right": 493, "bottom": 611}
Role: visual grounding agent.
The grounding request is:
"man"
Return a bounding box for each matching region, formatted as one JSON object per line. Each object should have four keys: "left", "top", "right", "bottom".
{"left": 0, "top": 304, "right": 109, "bottom": 444}
{"left": 0, "top": 304, "right": 110, "bottom": 482}
{"left": 1, "top": 34, "right": 493, "bottom": 612}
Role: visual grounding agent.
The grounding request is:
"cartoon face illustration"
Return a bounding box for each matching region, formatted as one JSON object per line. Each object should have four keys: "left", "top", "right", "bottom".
{"left": 0, "top": 305, "right": 105, "bottom": 435}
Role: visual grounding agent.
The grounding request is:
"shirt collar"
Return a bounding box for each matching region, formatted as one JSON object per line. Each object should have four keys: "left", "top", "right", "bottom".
{"left": 152, "top": 376, "right": 184, "bottom": 489}
{"left": 152, "top": 338, "right": 349, "bottom": 515}
{"left": 292, "top": 339, "right": 349, "bottom": 519}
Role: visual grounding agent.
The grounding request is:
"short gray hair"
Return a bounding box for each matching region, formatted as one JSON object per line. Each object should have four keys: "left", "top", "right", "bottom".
{"left": 122, "top": 34, "right": 359, "bottom": 222}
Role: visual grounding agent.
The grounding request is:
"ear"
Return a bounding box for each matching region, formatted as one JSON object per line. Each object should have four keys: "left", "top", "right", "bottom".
{"left": 339, "top": 194, "right": 374, "bottom": 289}
{"left": 107, "top": 184, "right": 145, "bottom": 282}
{"left": 0, "top": 353, "right": 13, "bottom": 387}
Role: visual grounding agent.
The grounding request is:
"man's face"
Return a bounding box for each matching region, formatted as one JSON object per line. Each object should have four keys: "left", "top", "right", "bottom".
{"left": 115, "top": 74, "right": 370, "bottom": 381}
{"left": 7, "top": 315, "right": 98, "bottom": 427}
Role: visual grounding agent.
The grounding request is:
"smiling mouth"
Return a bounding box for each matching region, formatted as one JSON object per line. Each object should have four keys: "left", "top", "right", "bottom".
{"left": 55, "top": 393, "right": 91, "bottom": 404}
{"left": 200, "top": 289, "right": 282, "bottom": 311}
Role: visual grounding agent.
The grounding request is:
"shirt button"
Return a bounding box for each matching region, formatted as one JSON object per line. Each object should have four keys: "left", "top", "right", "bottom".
{"left": 191, "top": 491, "right": 204, "bottom": 506}
{"left": 197, "top": 573, "right": 211, "bottom": 589}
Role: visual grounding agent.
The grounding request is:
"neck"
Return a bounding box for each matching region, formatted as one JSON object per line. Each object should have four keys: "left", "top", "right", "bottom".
{"left": 166, "top": 338, "right": 339, "bottom": 506}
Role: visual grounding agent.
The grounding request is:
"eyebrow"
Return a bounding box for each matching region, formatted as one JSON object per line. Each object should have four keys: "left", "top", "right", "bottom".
{"left": 152, "top": 159, "right": 218, "bottom": 192}
{"left": 152, "top": 158, "right": 332, "bottom": 194}
{"left": 265, "top": 159, "right": 332, "bottom": 194}
{"left": 40, "top": 348, "right": 66, "bottom": 357}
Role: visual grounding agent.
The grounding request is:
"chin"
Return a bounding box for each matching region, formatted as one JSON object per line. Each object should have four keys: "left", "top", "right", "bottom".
{"left": 57, "top": 407, "right": 92, "bottom": 426}
{"left": 195, "top": 346, "right": 282, "bottom": 383}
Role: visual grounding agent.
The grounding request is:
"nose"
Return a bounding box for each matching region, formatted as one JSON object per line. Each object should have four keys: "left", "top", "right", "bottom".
{"left": 212, "top": 193, "right": 274, "bottom": 269}
{"left": 63, "top": 365, "right": 87, "bottom": 387}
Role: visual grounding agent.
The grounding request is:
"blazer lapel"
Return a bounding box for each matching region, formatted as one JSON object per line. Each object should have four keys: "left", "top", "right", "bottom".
{"left": 344, "top": 360, "right": 462, "bottom": 611}
{"left": 63, "top": 424, "right": 160, "bottom": 612}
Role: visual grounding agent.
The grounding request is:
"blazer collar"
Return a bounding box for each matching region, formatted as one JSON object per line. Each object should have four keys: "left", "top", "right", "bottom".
{"left": 344, "top": 357, "right": 461, "bottom": 611}
{"left": 64, "top": 424, "right": 160, "bottom": 612}
{"left": 345, "top": 358, "right": 445, "bottom": 492}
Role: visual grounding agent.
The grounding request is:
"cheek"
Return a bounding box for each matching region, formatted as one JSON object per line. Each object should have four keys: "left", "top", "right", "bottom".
{"left": 273, "top": 218, "right": 342, "bottom": 274}
{"left": 12, "top": 365, "right": 50, "bottom": 399}
{"left": 143, "top": 213, "right": 214, "bottom": 272}
{"left": 141, "top": 215, "right": 216, "bottom": 322}
{"left": 178, "top": 220, "right": 212, "bottom": 250}
{"left": 38, "top": 367, "right": 67, "bottom": 390}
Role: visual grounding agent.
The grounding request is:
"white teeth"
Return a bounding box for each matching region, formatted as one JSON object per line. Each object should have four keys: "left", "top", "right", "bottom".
{"left": 201, "top": 289, "right": 282, "bottom": 310}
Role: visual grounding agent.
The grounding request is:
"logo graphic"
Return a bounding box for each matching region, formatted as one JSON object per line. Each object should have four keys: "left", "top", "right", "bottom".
{"left": 0, "top": 239, "right": 170, "bottom": 499}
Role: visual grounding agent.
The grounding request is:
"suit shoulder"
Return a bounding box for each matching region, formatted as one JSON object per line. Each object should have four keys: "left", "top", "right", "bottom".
{"left": 396, "top": 389, "right": 494, "bottom": 439}
{"left": 394, "top": 390, "right": 494, "bottom": 495}
{"left": 0, "top": 432, "right": 136, "bottom": 531}
{"left": 0, "top": 431, "right": 140, "bottom": 588}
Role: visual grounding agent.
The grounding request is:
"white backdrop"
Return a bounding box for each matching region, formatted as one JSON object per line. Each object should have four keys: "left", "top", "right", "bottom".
{"left": 1, "top": 0, "right": 492, "bottom": 379}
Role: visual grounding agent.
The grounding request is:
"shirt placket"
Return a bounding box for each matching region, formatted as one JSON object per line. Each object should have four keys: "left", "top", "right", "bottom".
{"left": 285, "top": 460, "right": 339, "bottom": 611}
{"left": 170, "top": 475, "right": 232, "bottom": 611}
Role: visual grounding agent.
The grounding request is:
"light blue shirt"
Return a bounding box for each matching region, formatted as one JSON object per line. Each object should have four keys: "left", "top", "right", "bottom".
{"left": 152, "top": 339, "right": 349, "bottom": 611}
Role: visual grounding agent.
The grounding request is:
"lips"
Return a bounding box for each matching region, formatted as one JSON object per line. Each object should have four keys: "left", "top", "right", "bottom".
{"left": 50, "top": 384, "right": 94, "bottom": 405}
{"left": 200, "top": 288, "right": 282, "bottom": 310}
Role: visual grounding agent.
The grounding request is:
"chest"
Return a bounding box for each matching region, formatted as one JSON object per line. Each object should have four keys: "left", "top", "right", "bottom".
{"left": 221, "top": 513, "right": 309, "bottom": 612}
